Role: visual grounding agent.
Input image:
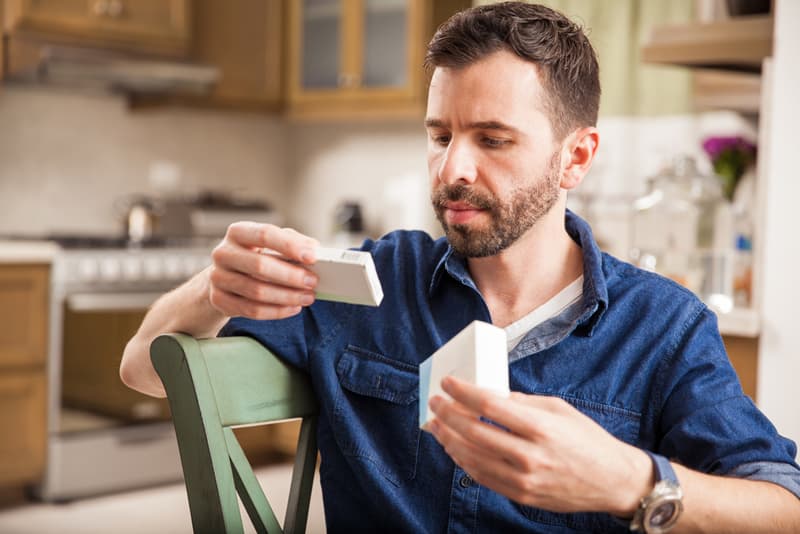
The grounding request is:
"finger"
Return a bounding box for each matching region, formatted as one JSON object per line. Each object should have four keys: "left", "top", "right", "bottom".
{"left": 209, "top": 267, "right": 315, "bottom": 307}
{"left": 430, "top": 395, "right": 537, "bottom": 471}
{"left": 209, "top": 284, "right": 302, "bottom": 320}
{"left": 428, "top": 409, "right": 508, "bottom": 466}
{"left": 226, "top": 222, "right": 319, "bottom": 263}
{"left": 441, "top": 376, "right": 558, "bottom": 439}
{"left": 213, "top": 242, "right": 318, "bottom": 290}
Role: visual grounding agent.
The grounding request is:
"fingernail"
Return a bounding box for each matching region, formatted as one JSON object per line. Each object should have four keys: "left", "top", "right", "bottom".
{"left": 429, "top": 397, "right": 442, "bottom": 412}
{"left": 300, "top": 248, "right": 315, "bottom": 263}
{"left": 441, "top": 376, "right": 454, "bottom": 392}
{"left": 300, "top": 294, "right": 314, "bottom": 306}
{"left": 304, "top": 276, "right": 316, "bottom": 288}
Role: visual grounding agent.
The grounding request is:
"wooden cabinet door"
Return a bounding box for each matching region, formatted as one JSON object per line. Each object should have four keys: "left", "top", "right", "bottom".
{"left": 189, "top": 0, "right": 283, "bottom": 109}
{"left": 0, "top": 371, "right": 47, "bottom": 486}
{"left": 4, "top": 0, "right": 190, "bottom": 55}
{"left": 1, "top": 2, "right": 6, "bottom": 81}
{"left": 287, "top": 0, "right": 469, "bottom": 119}
{"left": 0, "top": 264, "right": 48, "bottom": 369}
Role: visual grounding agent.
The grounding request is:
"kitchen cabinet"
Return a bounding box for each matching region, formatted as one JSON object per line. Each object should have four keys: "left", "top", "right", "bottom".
{"left": 0, "top": 2, "right": 5, "bottom": 80}
{"left": 723, "top": 335, "right": 758, "bottom": 399}
{"left": 2, "top": 0, "right": 190, "bottom": 56}
{"left": 0, "top": 264, "right": 48, "bottom": 488}
{"left": 127, "top": 0, "right": 284, "bottom": 111}
{"left": 0, "top": 264, "right": 48, "bottom": 368}
{"left": 287, "top": 0, "right": 469, "bottom": 119}
{"left": 180, "top": 0, "right": 283, "bottom": 109}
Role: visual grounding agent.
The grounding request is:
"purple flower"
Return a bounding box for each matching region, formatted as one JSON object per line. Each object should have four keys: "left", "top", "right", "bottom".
{"left": 701, "top": 136, "right": 757, "bottom": 200}
{"left": 702, "top": 136, "right": 756, "bottom": 160}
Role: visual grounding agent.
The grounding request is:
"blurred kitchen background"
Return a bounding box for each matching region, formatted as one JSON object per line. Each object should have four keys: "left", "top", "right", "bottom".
{"left": 0, "top": 0, "right": 798, "bottom": 532}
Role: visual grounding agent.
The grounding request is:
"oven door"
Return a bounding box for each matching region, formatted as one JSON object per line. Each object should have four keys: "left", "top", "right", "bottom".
{"left": 60, "top": 291, "right": 170, "bottom": 433}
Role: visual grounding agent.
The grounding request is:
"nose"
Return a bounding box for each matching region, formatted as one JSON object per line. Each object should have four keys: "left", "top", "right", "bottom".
{"left": 437, "top": 138, "right": 478, "bottom": 185}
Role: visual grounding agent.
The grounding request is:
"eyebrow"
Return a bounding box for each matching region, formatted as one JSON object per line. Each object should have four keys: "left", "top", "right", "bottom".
{"left": 424, "top": 118, "right": 521, "bottom": 135}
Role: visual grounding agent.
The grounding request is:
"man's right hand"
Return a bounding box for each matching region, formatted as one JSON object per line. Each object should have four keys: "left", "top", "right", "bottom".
{"left": 207, "top": 222, "right": 320, "bottom": 320}
{"left": 120, "top": 222, "right": 320, "bottom": 398}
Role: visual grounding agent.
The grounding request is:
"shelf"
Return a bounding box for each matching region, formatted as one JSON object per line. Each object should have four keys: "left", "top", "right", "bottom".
{"left": 714, "top": 307, "right": 760, "bottom": 337}
{"left": 641, "top": 14, "right": 773, "bottom": 72}
{"left": 692, "top": 69, "right": 761, "bottom": 113}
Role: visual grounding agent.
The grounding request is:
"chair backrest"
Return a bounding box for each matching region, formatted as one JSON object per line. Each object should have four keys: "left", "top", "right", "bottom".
{"left": 150, "top": 334, "right": 319, "bottom": 534}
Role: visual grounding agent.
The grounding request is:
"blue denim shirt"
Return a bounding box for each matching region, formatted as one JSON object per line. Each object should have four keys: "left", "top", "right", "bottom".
{"left": 220, "top": 211, "right": 800, "bottom": 533}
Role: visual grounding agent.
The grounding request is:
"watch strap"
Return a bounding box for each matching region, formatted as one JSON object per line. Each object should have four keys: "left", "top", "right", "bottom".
{"left": 645, "top": 451, "right": 678, "bottom": 485}
{"left": 630, "top": 451, "right": 683, "bottom": 532}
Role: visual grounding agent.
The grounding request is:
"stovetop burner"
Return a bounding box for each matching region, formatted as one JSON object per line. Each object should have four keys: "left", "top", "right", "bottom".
{"left": 27, "top": 234, "right": 218, "bottom": 250}
{"left": 47, "top": 235, "right": 166, "bottom": 249}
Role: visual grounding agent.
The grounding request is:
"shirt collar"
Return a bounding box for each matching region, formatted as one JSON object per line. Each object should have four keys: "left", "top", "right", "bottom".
{"left": 428, "top": 209, "right": 608, "bottom": 336}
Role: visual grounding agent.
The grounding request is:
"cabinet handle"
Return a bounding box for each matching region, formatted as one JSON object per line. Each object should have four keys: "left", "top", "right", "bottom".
{"left": 92, "top": 0, "right": 109, "bottom": 17}
{"left": 338, "top": 73, "right": 361, "bottom": 88}
{"left": 92, "top": 0, "right": 124, "bottom": 18}
{"left": 107, "top": 0, "right": 124, "bottom": 18}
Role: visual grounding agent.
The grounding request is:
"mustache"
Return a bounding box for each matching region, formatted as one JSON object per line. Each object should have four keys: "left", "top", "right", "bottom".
{"left": 432, "top": 184, "right": 494, "bottom": 210}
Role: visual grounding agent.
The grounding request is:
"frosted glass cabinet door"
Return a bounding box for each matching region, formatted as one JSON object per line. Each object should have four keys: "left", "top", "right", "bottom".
{"left": 302, "top": 0, "right": 341, "bottom": 89}
{"left": 362, "top": 0, "right": 409, "bottom": 88}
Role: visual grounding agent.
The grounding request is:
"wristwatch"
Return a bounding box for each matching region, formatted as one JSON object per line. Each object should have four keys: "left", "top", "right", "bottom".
{"left": 630, "top": 451, "right": 683, "bottom": 533}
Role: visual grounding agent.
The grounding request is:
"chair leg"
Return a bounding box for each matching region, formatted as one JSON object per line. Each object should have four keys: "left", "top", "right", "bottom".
{"left": 284, "top": 416, "right": 318, "bottom": 534}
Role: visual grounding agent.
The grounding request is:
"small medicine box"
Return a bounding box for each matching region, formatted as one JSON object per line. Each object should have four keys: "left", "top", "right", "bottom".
{"left": 419, "top": 320, "right": 509, "bottom": 430}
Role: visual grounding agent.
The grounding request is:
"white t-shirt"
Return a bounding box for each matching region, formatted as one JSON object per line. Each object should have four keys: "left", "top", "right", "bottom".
{"left": 505, "top": 275, "right": 584, "bottom": 352}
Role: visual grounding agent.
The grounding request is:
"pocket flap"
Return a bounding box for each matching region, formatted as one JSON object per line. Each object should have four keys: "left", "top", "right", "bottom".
{"left": 336, "top": 347, "right": 419, "bottom": 405}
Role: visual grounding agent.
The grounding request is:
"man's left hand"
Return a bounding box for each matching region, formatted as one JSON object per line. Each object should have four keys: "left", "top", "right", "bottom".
{"left": 427, "top": 376, "right": 652, "bottom": 515}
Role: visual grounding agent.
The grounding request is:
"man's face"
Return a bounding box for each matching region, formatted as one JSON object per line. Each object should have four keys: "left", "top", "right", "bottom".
{"left": 425, "top": 50, "right": 563, "bottom": 257}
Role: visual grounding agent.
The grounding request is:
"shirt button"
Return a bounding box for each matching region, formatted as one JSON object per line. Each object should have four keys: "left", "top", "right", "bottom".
{"left": 459, "top": 474, "right": 474, "bottom": 488}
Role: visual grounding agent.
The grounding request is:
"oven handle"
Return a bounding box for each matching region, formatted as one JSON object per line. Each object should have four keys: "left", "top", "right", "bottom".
{"left": 66, "top": 292, "right": 165, "bottom": 312}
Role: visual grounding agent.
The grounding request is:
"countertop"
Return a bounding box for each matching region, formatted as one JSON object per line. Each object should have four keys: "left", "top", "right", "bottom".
{"left": 0, "top": 240, "right": 59, "bottom": 263}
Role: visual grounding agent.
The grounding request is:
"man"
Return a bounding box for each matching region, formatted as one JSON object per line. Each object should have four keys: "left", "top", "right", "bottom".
{"left": 121, "top": 3, "right": 800, "bottom": 532}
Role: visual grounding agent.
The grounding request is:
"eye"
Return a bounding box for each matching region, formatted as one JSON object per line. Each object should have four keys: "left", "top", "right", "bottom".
{"left": 430, "top": 132, "right": 451, "bottom": 146}
{"left": 482, "top": 137, "right": 510, "bottom": 148}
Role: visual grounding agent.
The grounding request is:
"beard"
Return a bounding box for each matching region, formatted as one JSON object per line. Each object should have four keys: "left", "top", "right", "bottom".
{"left": 431, "top": 152, "right": 562, "bottom": 258}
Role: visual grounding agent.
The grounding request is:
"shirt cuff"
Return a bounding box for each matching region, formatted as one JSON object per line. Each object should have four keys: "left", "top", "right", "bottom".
{"left": 722, "top": 461, "right": 800, "bottom": 499}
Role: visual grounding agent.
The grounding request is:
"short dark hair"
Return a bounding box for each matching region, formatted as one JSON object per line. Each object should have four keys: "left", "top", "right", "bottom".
{"left": 425, "top": 1, "right": 600, "bottom": 140}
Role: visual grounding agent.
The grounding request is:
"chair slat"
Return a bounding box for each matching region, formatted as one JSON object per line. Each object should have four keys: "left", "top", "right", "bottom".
{"left": 151, "top": 334, "right": 320, "bottom": 534}
{"left": 224, "top": 428, "right": 282, "bottom": 534}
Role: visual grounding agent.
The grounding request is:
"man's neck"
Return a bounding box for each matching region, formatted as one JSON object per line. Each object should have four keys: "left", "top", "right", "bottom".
{"left": 466, "top": 210, "right": 584, "bottom": 328}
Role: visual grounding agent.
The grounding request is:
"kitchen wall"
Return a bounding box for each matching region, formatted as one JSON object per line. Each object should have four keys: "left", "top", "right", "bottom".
{"left": 284, "top": 110, "right": 756, "bottom": 259}
{"left": 0, "top": 83, "right": 756, "bottom": 257}
{"left": 285, "top": 120, "right": 439, "bottom": 242}
{"left": 0, "top": 86, "right": 289, "bottom": 237}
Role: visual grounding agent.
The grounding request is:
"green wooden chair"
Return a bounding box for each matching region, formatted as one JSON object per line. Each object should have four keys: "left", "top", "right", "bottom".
{"left": 150, "top": 333, "right": 319, "bottom": 534}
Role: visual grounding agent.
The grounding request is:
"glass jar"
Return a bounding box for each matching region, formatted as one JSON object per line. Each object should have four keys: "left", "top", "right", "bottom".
{"left": 630, "top": 156, "right": 734, "bottom": 311}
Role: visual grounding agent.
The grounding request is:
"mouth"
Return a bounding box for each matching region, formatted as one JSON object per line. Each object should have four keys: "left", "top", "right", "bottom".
{"left": 441, "top": 201, "right": 485, "bottom": 224}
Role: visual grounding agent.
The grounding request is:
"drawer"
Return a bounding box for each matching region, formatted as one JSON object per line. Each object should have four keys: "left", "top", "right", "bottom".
{"left": 0, "top": 371, "right": 47, "bottom": 486}
{"left": 0, "top": 264, "right": 48, "bottom": 369}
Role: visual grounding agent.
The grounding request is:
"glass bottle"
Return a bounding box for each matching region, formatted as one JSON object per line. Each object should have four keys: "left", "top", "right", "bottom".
{"left": 630, "top": 156, "right": 734, "bottom": 311}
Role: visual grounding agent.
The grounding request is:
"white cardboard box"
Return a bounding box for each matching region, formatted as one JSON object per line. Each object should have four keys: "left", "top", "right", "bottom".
{"left": 310, "top": 247, "right": 383, "bottom": 306}
{"left": 419, "top": 320, "right": 509, "bottom": 430}
{"left": 262, "top": 247, "right": 383, "bottom": 307}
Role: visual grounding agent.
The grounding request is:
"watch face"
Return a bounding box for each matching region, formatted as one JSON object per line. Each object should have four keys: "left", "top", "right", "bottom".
{"left": 645, "top": 497, "right": 683, "bottom": 533}
{"left": 649, "top": 502, "right": 678, "bottom": 527}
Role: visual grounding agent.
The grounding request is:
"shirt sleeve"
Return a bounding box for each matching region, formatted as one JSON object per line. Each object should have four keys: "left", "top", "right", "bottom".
{"left": 217, "top": 298, "right": 346, "bottom": 372}
{"left": 654, "top": 307, "right": 800, "bottom": 495}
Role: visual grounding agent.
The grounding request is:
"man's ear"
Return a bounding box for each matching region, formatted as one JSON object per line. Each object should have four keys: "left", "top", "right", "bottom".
{"left": 560, "top": 127, "right": 599, "bottom": 190}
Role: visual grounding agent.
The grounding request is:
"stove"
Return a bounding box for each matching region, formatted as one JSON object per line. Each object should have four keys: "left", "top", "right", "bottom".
{"left": 38, "top": 235, "right": 215, "bottom": 501}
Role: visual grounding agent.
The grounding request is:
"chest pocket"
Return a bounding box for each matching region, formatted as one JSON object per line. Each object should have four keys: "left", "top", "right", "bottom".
{"left": 517, "top": 395, "right": 641, "bottom": 532}
{"left": 333, "top": 345, "right": 421, "bottom": 487}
